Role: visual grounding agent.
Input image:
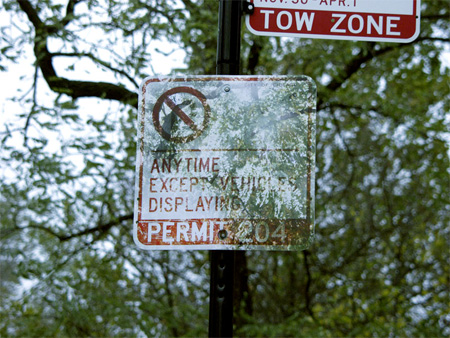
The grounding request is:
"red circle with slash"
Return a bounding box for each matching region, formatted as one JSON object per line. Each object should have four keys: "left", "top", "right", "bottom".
{"left": 152, "top": 87, "right": 211, "bottom": 143}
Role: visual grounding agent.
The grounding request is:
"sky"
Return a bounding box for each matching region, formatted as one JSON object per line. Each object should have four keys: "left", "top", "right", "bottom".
{"left": 0, "top": 2, "right": 448, "bottom": 179}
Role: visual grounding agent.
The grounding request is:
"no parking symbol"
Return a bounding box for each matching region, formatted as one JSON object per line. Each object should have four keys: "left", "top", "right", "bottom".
{"left": 152, "top": 86, "right": 211, "bottom": 143}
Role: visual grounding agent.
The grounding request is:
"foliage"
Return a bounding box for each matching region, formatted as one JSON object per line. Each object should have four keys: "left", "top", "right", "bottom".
{"left": 1, "top": 0, "right": 449, "bottom": 337}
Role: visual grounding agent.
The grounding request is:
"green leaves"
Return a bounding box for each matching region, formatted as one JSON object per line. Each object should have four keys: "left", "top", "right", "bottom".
{"left": 0, "top": 0, "right": 449, "bottom": 336}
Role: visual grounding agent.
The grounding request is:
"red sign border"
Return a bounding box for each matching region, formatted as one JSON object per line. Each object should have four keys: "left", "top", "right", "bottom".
{"left": 246, "top": 0, "right": 420, "bottom": 43}
{"left": 135, "top": 76, "right": 316, "bottom": 251}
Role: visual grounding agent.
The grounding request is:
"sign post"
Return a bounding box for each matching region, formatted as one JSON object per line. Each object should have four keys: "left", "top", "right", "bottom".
{"left": 210, "top": 1, "right": 242, "bottom": 336}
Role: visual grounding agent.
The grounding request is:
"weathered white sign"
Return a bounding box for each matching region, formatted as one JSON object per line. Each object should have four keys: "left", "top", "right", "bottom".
{"left": 134, "top": 76, "right": 316, "bottom": 250}
{"left": 246, "top": 0, "right": 420, "bottom": 42}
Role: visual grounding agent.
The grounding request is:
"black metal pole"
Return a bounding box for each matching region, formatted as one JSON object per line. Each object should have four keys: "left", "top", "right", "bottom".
{"left": 209, "top": 1, "right": 242, "bottom": 337}
{"left": 208, "top": 250, "right": 235, "bottom": 337}
{"left": 216, "top": 0, "right": 242, "bottom": 75}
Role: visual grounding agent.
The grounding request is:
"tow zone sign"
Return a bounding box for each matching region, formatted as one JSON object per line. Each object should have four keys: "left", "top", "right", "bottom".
{"left": 134, "top": 76, "right": 316, "bottom": 250}
{"left": 246, "top": 0, "right": 420, "bottom": 42}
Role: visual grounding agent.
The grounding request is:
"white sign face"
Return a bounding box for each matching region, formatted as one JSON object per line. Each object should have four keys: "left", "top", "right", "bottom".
{"left": 246, "top": 0, "right": 420, "bottom": 42}
{"left": 134, "top": 76, "right": 316, "bottom": 250}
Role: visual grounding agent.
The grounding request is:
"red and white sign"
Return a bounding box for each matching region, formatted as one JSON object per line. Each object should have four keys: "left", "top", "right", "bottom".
{"left": 134, "top": 76, "right": 316, "bottom": 251}
{"left": 246, "top": 0, "right": 420, "bottom": 42}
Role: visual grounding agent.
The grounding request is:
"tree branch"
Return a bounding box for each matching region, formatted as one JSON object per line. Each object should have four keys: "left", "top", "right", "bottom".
{"left": 62, "top": 0, "right": 80, "bottom": 27}
{"left": 303, "top": 250, "right": 315, "bottom": 319}
{"left": 23, "top": 63, "right": 39, "bottom": 147}
{"left": 17, "top": 0, "right": 43, "bottom": 29}
{"left": 59, "top": 213, "right": 133, "bottom": 242}
{"left": 8, "top": 213, "right": 133, "bottom": 242}
{"left": 319, "top": 36, "right": 447, "bottom": 109}
{"left": 422, "top": 14, "right": 450, "bottom": 21}
{"left": 45, "top": 0, "right": 83, "bottom": 34}
{"left": 247, "top": 40, "right": 263, "bottom": 75}
{"left": 17, "top": 0, "right": 138, "bottom": 108}
{"left": 50, "top": 51, "right": 139, "bottom": 88}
